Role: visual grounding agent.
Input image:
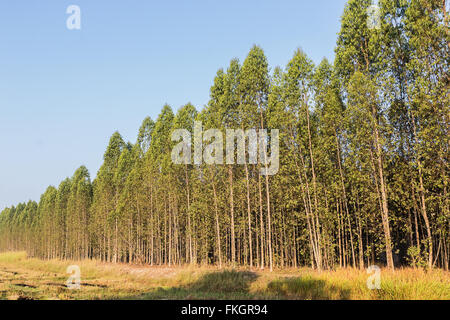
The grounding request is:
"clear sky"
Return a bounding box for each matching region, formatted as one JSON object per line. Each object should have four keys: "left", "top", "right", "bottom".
{"left": 0, "top": 0, "right": 348, "bottom": 209}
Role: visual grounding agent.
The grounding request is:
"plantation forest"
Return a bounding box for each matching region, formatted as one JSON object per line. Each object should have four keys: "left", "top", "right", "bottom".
{"left": 0, "top": 0, "right": 448, "bottom": 271}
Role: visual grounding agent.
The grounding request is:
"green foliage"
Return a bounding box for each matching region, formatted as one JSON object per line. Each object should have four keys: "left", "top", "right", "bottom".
{"left": 407, "top": 246, "right": 427, "bottom": 269}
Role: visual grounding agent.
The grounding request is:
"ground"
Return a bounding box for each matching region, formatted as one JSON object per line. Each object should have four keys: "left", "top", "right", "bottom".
{"left": 0, "top": 252, "right": 448, "bottom": 300}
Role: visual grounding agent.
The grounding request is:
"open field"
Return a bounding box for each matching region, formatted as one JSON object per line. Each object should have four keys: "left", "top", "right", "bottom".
{"left": 0, "top": 252, "right": 448, "bottom": 300}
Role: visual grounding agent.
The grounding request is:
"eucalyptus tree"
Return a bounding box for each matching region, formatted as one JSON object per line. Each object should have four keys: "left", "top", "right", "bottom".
{"left": 91, "top": 131, "right": 126, "bottom": 262}
{"left": 335, "top": 0, "right": 395, "bottom": 269}
{"left": 239, "top": 46, "right": 273, "bottom": 270}
{"left": 202, "top": 69, "right": 229, "bottom": 267}
{"left": 313, "top": 59, "right": 357, "bottom": 268}
{"left": 172, "top": 103, "right": 198, "bottom": 264}
{"left": 149, "top": 104, "right": 175, "bottom": 265}
{"left": 403, "top": 0, "right": 449, "bottom": 269}
{"left": 282, "top": 49, "right": 325, "bottom": 270}
{"left": 223, "top": 59, "right": 242, "bottom": 265}
{"left": 123, "top": 117, "right": 154, "bottom": 263}
{"left": 38, "top": 186, "right": 58, "bottom": 259}
{"left": 56, "top": 178, "right": 71, "bottom": 259}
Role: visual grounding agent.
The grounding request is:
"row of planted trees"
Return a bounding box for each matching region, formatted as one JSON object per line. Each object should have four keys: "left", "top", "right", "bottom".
{"left": 0, "top": 0, "right": 448, "bottom": 270}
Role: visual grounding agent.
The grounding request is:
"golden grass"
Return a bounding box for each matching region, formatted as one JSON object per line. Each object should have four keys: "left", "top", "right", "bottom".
{"left": 0, "top": 251, "right": 448, "bottom": 300}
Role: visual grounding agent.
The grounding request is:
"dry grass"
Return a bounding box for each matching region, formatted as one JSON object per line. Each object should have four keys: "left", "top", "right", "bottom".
{"left": 0, "top": 251, "right": 448, "bottom": 300}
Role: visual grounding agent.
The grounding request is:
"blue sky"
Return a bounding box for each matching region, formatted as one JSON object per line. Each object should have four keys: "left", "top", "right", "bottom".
{"left": 0, "top": 0, "right": 348, "bottom": 209}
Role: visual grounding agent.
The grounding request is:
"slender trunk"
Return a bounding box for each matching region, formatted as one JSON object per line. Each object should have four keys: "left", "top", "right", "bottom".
{"left": 305, "top": 98, "right": 322, "bottom": 270}
{"left": 228, "top": 165, "right": 235, "bottom": 264}
{"left": 260, "top": 109, "right": 273, "bottom": 272}
{"left": 371, "top": 105, "right": 394, "bottom": 270}
{"left": 411, "top": 115, "right": 433, "bottom": 269}
{"left": 212, "top": 180, "right": 222, "bottom": 268}
{"left": 244, "top": 163, "right": 253, "bottom": 266}
{"left": 258, "top": 174, "right": 265, "bottom": 269}
{"left": 185, "top": 165, "right": 193, "bottom": 264}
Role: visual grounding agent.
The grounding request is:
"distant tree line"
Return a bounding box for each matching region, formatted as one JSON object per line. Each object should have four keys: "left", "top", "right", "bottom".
{"left": 1, "top": 0, "right": 448, "bottom": 270}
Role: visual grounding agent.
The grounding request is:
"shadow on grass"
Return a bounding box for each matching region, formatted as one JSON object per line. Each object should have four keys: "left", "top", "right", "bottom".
{"left": 132, "top": 270, "right": 259, "bottom": 300}
{"left": 129, "top": 270, "right": 352, "bottom": 300}
{"left": 266, "top": 276, "right": 351, "bottom": 300}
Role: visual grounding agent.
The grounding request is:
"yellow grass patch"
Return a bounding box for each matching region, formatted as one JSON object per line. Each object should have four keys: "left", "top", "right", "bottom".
{"left": 0, "top": 251, "right": 448, "bottom": 300}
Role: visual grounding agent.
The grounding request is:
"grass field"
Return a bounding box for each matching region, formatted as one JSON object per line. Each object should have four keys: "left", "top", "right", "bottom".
{"left": 0, "top": 252, "right": 448, "bottom": 300}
